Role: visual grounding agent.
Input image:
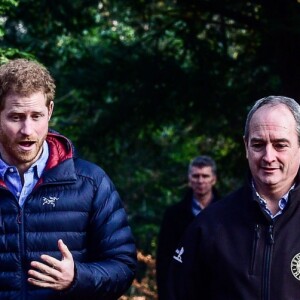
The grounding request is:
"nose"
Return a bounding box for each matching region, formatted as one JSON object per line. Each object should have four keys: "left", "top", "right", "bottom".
{"left": 197, "top": 176, "right": 205, "bottom": 183}
{"left": 20, "top": 119, "right": 34, "bottom": 136}
{"left": 262, "top": 144, "right": 276, "bottom": 163}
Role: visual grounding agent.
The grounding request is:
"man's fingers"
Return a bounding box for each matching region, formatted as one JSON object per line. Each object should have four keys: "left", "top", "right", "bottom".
{"left": 30, "top": 260, "right": 60, "bottom": 276}
{"left": 29, "top": 240, "right": 75, "bottom": 291}
{"left": 39, "top": 255, "right": 61, "bottom": 271}
{"left": 39, "top": 239, "right": 72, "bottom": 269}
{"left": 58, "top": 239, "right": 73, "bottom": 261}
{"left": 28, "top": 268, "right": 57, "bottom": 283}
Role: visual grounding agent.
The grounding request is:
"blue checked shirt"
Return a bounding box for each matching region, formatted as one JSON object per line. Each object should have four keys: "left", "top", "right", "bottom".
{"left": 0, "top": 141, "right": 49, "bottom": 207}
{"left": 191, "top": 197, "right": 202, "bottom": 216}
{"left": 252, "top": 181, "right": 294, "bottom": 219}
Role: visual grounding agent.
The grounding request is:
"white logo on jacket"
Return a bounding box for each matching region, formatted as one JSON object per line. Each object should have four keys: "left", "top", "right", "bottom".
{"left": 291, "top": 253, "right": 300, "bottom": 280}
{"left": 173, "top": 247, "right": 184, "bottom": 263}
{"left": 42, "top": 196, "right": 59, "bottom": 207}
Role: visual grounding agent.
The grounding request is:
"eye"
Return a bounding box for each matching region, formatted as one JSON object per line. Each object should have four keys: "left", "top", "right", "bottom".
{"left": 274, "top": 143, "right": 288, "bottom": 150}
{"left": 9, "top": 114, "right": 21, "bottom": 122}
{"left": 251, "top": 143, "right": 264, "bottom": 150}
{"left": 32, "top": 114, "right": 43, "bottom": 120}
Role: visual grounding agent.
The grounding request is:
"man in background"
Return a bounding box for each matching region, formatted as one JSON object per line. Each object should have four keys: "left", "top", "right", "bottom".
{"left": 156, "top": 155, "right": 219, "bottom": 300}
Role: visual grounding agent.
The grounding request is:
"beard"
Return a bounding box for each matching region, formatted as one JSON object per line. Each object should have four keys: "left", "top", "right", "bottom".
{"left": 0, "top": 129, "right": 45, "bottom": 166}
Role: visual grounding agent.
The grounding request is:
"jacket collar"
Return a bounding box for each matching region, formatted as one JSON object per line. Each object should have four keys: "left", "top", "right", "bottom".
{"left": 45, "top": 132, "right": 73, "bottom": 171}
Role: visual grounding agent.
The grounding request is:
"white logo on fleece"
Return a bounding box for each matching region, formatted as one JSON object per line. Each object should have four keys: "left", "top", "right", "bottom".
{"left": 42, "top": 196, "right": 59, "bottom": 207}
{"left": 173, "top": 247, "right": 184, "bottom": 263}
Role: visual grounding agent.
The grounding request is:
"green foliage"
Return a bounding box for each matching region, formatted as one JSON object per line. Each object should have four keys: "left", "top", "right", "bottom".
{"left": 0, "top": 0, "right": 18, "bottom": 13}
{"left": 0, "top": 0, "right": 21, "bottom": 62}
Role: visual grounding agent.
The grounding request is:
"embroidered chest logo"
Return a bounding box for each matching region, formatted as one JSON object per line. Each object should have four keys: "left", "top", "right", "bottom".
{"left": 42, "top": 196, "right": 59, "bottom": 207}
{"left": 173, "top": 246, "right": 184, "bottom": 263}
{"left": 291, "top": 253, "right": 300, "bottom": 280}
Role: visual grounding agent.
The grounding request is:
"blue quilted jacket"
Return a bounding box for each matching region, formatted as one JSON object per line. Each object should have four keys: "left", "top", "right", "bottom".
{"left": 0, "top": 132, "right": 137, "bottom": 299}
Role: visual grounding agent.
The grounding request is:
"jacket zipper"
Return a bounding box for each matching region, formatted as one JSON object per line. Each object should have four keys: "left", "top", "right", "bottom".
{"left": 262, "top": 224, "right": 274, "bottom": 300}
{"left": 17, "top": 206, "right": 28, "bottom": 300}
{"left": 250, "top": 224, "right": 261, "bottom": 275}
{"left": 18, "top": 209, "right": 25, "bottom": 300}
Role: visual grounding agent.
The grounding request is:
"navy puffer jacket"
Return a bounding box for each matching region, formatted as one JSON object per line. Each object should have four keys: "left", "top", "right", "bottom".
{"left": 0, "top": 132, "right": 137, "bottom": 300}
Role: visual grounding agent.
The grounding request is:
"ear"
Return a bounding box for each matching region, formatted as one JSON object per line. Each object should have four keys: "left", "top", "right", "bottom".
{"left": 212, "top": 175, "right": 217, "bottom": 186}
{"left": 48, "top": 101, "right": 54, "bottom": 120}
{"left": 187, "top": 174, "right": 192, "bottom": 187}
{"left": 243, "top": 136, "right": 249, "bottom": 159}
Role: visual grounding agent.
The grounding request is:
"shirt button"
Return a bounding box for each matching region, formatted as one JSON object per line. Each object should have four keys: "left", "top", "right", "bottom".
{"left": 9, "top": 168, "right": 14, "bottom": 173}
{"left": 17, "top": 192, "right": 20, "bottom": 197}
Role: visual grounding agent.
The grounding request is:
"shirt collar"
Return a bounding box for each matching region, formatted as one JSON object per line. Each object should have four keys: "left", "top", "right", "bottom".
{"left": 191, "top": 196, "right": 202, "bottom": 216}
{"left": 251, "top": 180, "right": 295, "bottom": 218}
{"left": 251, "top": 180, "right": 294, "bottom": 201}
{"left": 32, "top": 141, "right": 49, "bottom": 177}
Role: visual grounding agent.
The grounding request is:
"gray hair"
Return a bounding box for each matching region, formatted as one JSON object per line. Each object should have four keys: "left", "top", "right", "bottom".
{"left": 188, "top": 155, "right": 217, "bottom": 176}
{"left": 244, "top": 95, "right": 300, "bottom": 145}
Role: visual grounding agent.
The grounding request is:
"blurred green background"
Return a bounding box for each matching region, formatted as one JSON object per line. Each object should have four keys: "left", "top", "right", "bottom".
{"left": 1, "top": 0, "right": 300, "bottom": 297}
